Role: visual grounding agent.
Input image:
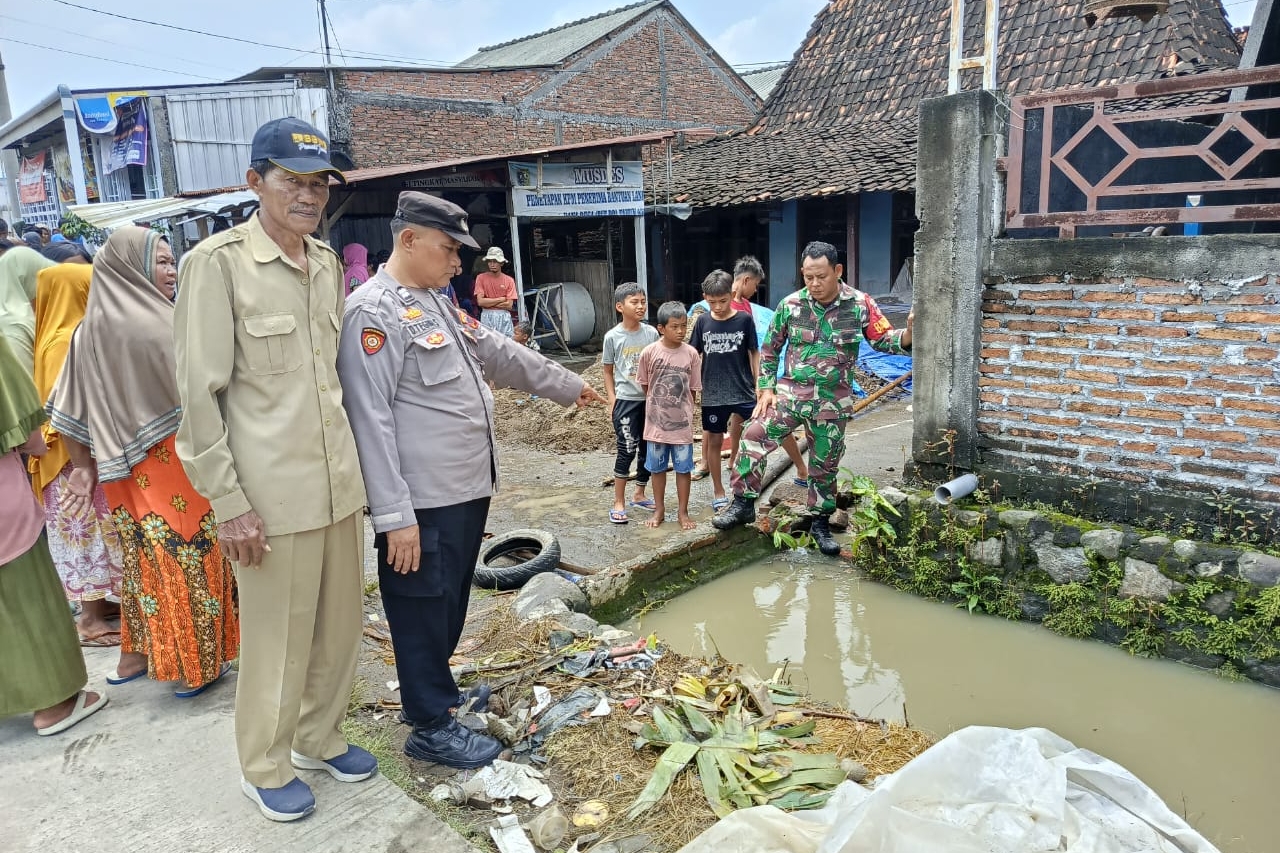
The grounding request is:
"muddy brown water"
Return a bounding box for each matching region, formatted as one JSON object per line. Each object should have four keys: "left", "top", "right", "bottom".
{"left": 627, "top": 555, "right": 1280, "bottom": 853}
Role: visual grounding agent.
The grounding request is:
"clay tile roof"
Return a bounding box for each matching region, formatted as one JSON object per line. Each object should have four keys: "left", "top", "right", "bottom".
{"left": 456, "top": 0, "right": 664, "bottom": 68}
{"left": 650, "top": 118, "right": 918, "bottom": 207}
{"left": 669, "top": 0, "right": 1242, "bottom": 208}
{"left": 760, "top": 0, "right": 1240, "bottom": 130}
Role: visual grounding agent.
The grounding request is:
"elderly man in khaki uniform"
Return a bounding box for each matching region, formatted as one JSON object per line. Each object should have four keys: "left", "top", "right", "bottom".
{"left": 173, "top": 118, "right": 377, "bottom": 823}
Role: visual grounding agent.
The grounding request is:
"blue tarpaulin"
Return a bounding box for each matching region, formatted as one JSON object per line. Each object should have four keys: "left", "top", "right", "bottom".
{"left": 857, "top": 348, "right": 913, "bottom": 392}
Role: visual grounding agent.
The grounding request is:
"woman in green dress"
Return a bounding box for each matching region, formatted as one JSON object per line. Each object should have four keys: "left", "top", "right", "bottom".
{"left": 0, "top": 335, "right": 108, "bottom": 735}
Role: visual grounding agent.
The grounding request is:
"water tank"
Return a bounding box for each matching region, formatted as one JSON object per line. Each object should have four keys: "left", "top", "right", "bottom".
{"left": 533, "top": 282, "right": 596, "bottom": 348}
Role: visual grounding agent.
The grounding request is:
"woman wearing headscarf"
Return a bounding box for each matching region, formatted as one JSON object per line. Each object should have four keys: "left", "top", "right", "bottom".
{"left": 0, "top": 335, "right": 108, "bottom": 736}
{"left": 42, "top": 241, "right": 92, "bottom": 264}
{"left": 30, "top": 261, "right": 126, "bottom": 647}
{"left": 49, "top": 226, "right": 238, "bottom": 696}
{"left": 0, "top": 245, "right": 54, "bottom": 375}
{"left": 341, "top": 242, "right": 370, "bottom": 296}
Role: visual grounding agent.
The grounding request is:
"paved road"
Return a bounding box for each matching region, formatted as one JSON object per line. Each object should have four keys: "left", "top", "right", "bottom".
{"left": 0, "top": 644, "right": 475, "bottom": 853}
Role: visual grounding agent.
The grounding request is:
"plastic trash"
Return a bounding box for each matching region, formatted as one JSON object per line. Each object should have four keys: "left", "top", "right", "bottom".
{"left": 525, "top": 806, "right": 568, "bottom": 850}
{"left": 490, "top": 814, "right": 538, "bottom": 853}
{"left": 677, "top": 726, "right": 1223, "bottom": 853}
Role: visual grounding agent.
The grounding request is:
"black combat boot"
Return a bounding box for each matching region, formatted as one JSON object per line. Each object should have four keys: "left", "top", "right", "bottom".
{"left": 711, "top": 496, "right": 756, "bottom": 530}
{"left": 810, "top": 514, "right": 842, "bottom": 557}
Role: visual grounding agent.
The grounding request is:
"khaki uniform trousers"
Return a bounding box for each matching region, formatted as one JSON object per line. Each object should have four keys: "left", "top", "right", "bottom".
{"left": 233, "top": 511, "right": 363, "bottom": 788}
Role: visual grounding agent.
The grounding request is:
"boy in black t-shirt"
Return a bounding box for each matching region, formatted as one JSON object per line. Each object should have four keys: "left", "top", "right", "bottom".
{"left": 689, "top": 269, "right": 758, "bottom": 512}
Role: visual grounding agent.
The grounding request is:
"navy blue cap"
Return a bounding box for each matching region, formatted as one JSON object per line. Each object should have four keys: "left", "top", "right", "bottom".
{"left": 250, "top": 117, "right": 346, "bottom": 184}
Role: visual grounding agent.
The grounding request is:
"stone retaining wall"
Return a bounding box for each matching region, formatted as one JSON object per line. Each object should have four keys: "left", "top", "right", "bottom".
{"left": 863, "top": 487, "right": 1280, "bottom": 689}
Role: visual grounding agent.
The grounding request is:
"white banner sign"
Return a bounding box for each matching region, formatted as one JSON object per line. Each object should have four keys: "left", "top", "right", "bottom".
{"left": 509, "top": 160, "right": 645, "bottom": 219}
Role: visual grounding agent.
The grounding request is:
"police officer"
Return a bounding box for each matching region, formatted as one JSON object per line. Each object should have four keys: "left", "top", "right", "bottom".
{"left": 712, "top": 241, "right": 912, "bottom": 556}
{"left": 337, "top": 192, "right": 603, "bottom": 769}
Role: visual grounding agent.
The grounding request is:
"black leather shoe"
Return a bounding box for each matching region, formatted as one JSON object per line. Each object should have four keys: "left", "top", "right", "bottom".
{"left": 405, "top": 717, "right": 503, "bottom": 769}
{"left": 711, "top": 496, "right": 756, "bottom": 530}
{"left": 810, "top": 515, "right": 842, "bottom": 557}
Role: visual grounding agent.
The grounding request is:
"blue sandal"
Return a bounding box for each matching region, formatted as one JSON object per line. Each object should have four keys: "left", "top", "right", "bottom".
{"left": 630, "top": 499, "right": 656, "bottom": 510}
{"left": 174, "top": 662, "right": 232, "bottom": 698}
{"left": 712, "top": 496, "right": 730, "bottom": 511}
{"left": 106, "top": 669, "right": 146, "bottom": 686}
{"left": 609, "top": 508, "right": 629, "bottom": 524}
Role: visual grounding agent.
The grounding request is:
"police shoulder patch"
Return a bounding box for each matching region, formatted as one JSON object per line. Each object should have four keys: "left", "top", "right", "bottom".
{"left": 456, "top": 309, "right": 480, "bottom": 330}
{"left": 361, "top": 327, "right": 386, "bottom": 355}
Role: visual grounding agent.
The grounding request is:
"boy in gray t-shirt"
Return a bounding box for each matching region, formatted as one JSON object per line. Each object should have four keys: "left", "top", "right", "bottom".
{"left": 602, "top": 282, "right": 659, "bottom": 524}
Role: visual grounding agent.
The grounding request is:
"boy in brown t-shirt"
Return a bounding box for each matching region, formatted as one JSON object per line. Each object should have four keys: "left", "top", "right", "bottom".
{"left": 636, "top": 301, "right": 702, "bottom": 530}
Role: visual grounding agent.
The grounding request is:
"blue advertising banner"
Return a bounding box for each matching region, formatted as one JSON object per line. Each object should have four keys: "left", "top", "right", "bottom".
{"left": 104, "top": 98, "right": 149, "bottom": 174}
{"left": 74, "top": 96, "right": 116, "bottom": 134}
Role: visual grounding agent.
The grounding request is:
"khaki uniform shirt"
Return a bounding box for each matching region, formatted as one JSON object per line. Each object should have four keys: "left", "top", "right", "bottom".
{"left": 173, "top": 213, "right": 367, "bottom": 536}
{"left": 337, "top": 271, "right": 583, "bottom": 533}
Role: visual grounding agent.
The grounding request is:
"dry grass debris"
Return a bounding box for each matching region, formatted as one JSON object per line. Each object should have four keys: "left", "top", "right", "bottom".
{"left": 452, "top": 601, "right": 935, "bottom": 853}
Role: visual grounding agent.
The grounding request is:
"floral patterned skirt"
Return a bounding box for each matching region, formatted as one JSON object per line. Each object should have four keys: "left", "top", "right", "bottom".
{"left": 42, "top": 462, "right": 125, "bottom": 603}
{"left": 102, "top": 436, "right": 239, "bottom": 687}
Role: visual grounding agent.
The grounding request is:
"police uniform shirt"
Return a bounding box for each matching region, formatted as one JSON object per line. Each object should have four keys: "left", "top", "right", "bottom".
{"left": 174, "top": 213, "right": 367, "bottom": 536}
{"left": 337, "top": 270, "right": 583, "bottom": 534}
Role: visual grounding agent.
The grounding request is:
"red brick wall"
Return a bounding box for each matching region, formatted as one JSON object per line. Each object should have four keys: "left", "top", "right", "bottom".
{"left": 330, "top": 11, "right": 757, "bottom": 167}
{"left": 978, "top": 274, "right": 1280, "bottom": 504}
{"left": 536, "top": 20, "right": 757, "bottom": 127}
{"left": 340, "top": 69, "right": 551, "bottom": 101}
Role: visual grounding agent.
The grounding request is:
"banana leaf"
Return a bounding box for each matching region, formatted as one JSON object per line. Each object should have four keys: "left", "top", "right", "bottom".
{"left": 694, "top": 748, "right": 733, "bottom": 818}
{"left": 651, "top": 705, "right": 692, "bottom": 743}
{"left": 679, "top": 701, "right": 717, "bottom": 737}
{"left": 712, "top": 749, "right": 754, "bottom": 810}
{"left": 769, "top": 790, "right": 833, "bottom": 811}
{"left": 673, "top": 673, "right": 709, "bottom": 700}
{"left": 701, "top": 727, "right": 758, "bottom": 751}
{"left": 767, "top": 719, "right": 816, "bottom": 738}
{"left": 627, "top": 740, "right": 699, "bottom": 819}
{"left": 759, "top": 767, "right": 848, "bottom": 794}
{"left": 728, "top": 752, "right": 785, "bottom": 785}
{"left": 760, "top": 750, "right": 839, "bottom": 771}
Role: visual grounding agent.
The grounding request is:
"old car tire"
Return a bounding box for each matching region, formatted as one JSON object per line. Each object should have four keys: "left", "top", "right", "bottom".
{"left": 472, "top": 529, "right": 562, "bottom": 590}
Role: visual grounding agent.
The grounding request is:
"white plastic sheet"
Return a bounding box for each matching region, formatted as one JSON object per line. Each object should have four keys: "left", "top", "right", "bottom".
{"left": 678, "top": 726, "right": 1221, "bottom": 853}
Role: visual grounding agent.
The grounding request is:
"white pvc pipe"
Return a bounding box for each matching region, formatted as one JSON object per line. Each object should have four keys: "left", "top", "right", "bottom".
{"left": 934, "top": 473, "right": 979, "bottom": 504}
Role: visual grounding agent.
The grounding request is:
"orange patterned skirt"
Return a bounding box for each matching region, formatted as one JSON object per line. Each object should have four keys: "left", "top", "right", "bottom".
{"left": 102, "top": 435, "right": 238, "bottom": 687}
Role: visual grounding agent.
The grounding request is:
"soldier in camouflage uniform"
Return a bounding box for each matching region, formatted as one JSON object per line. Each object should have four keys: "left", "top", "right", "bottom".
{"left": 713, "top": 241, "right": 911, "bottom": 555}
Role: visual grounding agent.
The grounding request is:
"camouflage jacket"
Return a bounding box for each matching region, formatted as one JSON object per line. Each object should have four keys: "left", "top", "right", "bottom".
{"left": 759, "top": 283, "right": 908, "bottom": 419}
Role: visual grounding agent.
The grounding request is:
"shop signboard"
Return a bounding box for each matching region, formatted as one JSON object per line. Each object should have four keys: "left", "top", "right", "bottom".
{"left": 508, "top": 160, "right": 644, "bottom": 219}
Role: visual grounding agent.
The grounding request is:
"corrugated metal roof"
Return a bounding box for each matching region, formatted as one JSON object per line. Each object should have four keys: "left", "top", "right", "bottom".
{"left": 455, "top": 1, "right": 663, "bottom": 68}
{"left": 68, "top": 191, "right": 258, "bottom": 231}
{"left": 341, "top": 131, "right": 676, "bottom": 183}
{"left": 739, "top": 63, "right": 789, "bottom": 101}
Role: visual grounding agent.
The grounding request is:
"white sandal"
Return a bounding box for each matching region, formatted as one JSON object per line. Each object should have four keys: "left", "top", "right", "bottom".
{"left": 35, "top": 690, "right": 109, "bottom": 737}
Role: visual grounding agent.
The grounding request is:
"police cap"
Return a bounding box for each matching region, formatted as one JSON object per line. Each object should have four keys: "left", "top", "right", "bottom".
{"left": 394, "top": 192, "right": 481, "bottom": 249}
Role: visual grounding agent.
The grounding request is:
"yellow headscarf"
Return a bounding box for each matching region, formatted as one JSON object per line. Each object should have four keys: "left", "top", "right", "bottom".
{"left": 28, "top": 262, "right": 92, "bottom": 494}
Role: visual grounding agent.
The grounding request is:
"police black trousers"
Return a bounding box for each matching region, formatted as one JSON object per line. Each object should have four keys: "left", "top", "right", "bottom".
{"left": 376, "top": 497, "right": 491, "bottom": 725}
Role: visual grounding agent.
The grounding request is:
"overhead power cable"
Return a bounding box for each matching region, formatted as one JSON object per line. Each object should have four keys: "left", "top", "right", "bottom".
{"left": 0, "top": 36, "right": 222, "bottom": 80}
{"left": 47, "top": 0, "right": 456, "bottom": 67}
{"left": 0, "top": 12, "right": 239, "bottom": 74}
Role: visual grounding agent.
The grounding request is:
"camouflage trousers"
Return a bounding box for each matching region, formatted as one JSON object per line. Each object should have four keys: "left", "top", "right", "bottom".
{"left": 731, "top": 402, "right": 847, "bottom": 514}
